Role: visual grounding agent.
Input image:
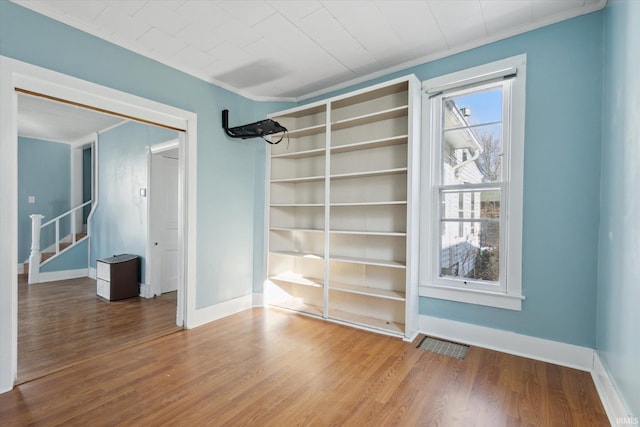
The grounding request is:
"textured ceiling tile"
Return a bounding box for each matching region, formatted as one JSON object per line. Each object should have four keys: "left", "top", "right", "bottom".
{"left": 94, "top": 5, "right": 151, "bottom": 40}
{"left": 172, "top": 45, "right": 216, "bottom": 71}
{"left": 134, "top": 1, "right": 192, "bottom": 35}
{"left": 428, "top": 0, "right": 487, "bottom": 47}
{"left": 375, "top": 0, "right": 448, "bottom": 54}
{"left": 136, "top": 28, "right": 187, "bottom": 56}
{"left": 218, "top": 0, "right": 277, "bottom": 26}
{"left": 54, "top": 0, "right": 107, "bottom": 22}
{"left": 323, "top": 1, "right": 403, "bottom": 60}
{"left": 176, "top": 21, "right": 226, "bottom": 53}
{"left": 480, "top": 0, "right": 532, "bottom": 36}
{"left": 252, "top": 13, "right": 317, "bottom": 55}
{"left": 268, "top": 0, "right": 323, "bottom": 21}
{"left": 103, "top": 0, "right": 147, "bottom": 17}
{"left": 297, "top": 8, "right": 377, "bottom": 71}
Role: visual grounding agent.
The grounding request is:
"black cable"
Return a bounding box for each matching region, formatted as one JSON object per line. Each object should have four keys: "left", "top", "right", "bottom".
{"left": 263, "top": 130, "right": 288, "bottom": 145}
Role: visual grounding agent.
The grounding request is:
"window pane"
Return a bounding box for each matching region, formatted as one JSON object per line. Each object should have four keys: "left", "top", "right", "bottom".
{"left": 444, "top": 87, "right": 502, "bottom": 129}
{"left": 440, "top": 190, "right": 500, "bottom": 220}
{"left": 440, "top": 220, "right": 500, "bottom": 283}
{"left": 441, "top": 86, "right": 504, "bottom": 186}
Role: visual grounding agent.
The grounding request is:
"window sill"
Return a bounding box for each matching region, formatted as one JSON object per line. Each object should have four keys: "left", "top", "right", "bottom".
{"left": 419, "top": 283, "right": 523, "bottom": 311}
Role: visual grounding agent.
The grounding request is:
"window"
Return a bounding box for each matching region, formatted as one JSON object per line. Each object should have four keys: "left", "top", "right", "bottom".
{"left": 420, "top": 55, "right": 526, "bottom": 310}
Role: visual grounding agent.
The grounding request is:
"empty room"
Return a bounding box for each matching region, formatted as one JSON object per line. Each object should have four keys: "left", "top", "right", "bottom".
{"left": 0, "top": 0, "right": 638, "bottom": 425}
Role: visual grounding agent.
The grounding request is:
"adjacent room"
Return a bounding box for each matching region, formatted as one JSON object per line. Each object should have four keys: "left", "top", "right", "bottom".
{"left": 0, "top": 0, "right": 638, "bottom": 425}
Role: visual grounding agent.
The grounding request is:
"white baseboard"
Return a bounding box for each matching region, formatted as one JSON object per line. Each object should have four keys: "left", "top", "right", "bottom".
{"left": 88, "top": 267, "right": 96, "bottom": 279}
{"left": 192, "top": 294, "right": 253, "bottom": 328}
{"left": 419, "top": 315, "right": 594, "bottom": 371}
{"left": 592, "top": 351, "right": 634, "bottom": 426}
{"left": 36, "top": 268, "right": 88, "bottom": 283}
{"left": 139, "top": 283, "right": 153, "bottom": 299}
{"left": 17, "top": 264, "right": 24, "bottom": 275}
{"left": 252, "top": 293, "right": 264, "bottom": 307}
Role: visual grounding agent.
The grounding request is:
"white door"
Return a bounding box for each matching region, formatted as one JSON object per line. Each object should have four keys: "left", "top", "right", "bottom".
{"left": 150, "top": 148, "right": 179, "bottom": 295}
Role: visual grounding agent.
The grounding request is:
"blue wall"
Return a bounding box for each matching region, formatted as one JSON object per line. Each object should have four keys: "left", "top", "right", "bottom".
{"left": 17, "top": 137, "right": 71, "bottom": 263}
{"left": 90, "top": 121, "right": 177, "bottom": 283}
{"left": 1, "top": 1, "right": 289, "bottom": 309}
{"left": 41, "top": 239, "right": 88, "bottom": 273}
{"left": 598, "top": 0, "right": 640, "bottom": 417}
{"left": 300, "top": 13, "right": 604, "bottom": 348}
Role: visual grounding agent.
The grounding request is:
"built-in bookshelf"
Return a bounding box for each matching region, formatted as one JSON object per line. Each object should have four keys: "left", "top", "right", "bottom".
{"left": 265, "top": 76, "right": 420, "bottom": 340}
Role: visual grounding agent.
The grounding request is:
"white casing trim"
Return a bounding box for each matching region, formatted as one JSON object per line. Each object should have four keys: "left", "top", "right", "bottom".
{"left": 592, "top": 351, "right": 634, "bottom": 426}
{"left": 252, "top": 293, "right": 264, "bottom": 308}
{"left": 419, "top": 315, "right": 594, "bottom": 371}
{"left": 35, "top": 268, "right": 88, "bottom": 283}
{"left": 191, "top": 295, "right": 253, "bottom": 328}
{"left": 139, "top": 283, "right": 153, "bottom": 299}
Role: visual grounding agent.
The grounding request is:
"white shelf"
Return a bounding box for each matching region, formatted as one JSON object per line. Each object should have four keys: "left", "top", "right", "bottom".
{"left": 329, "top": 230, "right": 406, "bottom": 237}
{"left": 270, "top": 227, "right": 324, "bottom": 233}
{"left": 331, "top": 135, "right": 407, "bottom": 154}
{"left": 272, "top": 147, "right": 326, "bottom": 159}
{"left": 270, "top": 273, "right": 323, "bottom": 288}
{"left": 329, "top": 281, "right": 405, "bottom": 301}
{"left": 271, "top": 175, "right": 325, "bottom": 183}
{"left": 331, "top": 106, "right": 408, "bottom": 131}
{"left": 328, "top": 255, "right": 406, "bottom": 269}
{"left": 328, "top": 308, "right": 404, "bottom": 335}
{"left": 271, "top": 203, "right": 325, "bottom": 207}
{"left": 270, "top": 250, "right": 324, "bottom": 260}
{"left": 330, "top": 167, "right": 407, "bottom": 181}
{"left": 287, "top": 124, "right": 325, "bottom": 138}
{"left": 330, "top": 201, "right": 407, "bottom": 207}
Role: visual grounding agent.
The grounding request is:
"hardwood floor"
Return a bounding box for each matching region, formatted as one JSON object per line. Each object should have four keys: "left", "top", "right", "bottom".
{"left": 17, "top": 275, "right": 180, "bottom": 383}
{"left": 2, "top": 306, "right": 607, "bottom": 426}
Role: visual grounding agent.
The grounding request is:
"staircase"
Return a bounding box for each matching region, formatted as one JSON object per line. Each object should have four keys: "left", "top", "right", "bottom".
{"left": 24, "top": 233, "right": 87, "bottom": 279}
{"left": 27, "top": 201, "right": 91, "bottom": 284}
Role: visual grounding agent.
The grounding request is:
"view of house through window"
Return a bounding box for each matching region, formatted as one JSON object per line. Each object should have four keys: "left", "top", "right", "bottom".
{"left": 438, "top": 83, "right": 506, "bottom": 285}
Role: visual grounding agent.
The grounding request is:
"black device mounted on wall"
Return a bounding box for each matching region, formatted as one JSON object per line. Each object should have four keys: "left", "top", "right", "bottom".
{"left": 222, "top": 109, "right": 287, "bottom": 144}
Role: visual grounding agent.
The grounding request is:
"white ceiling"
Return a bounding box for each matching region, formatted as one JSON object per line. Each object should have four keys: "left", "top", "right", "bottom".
{"left": 12, "top": 0, "right": 606, "bottom": 101}
{"left": 18, "top": 93, "right": 125, "bottom": 143}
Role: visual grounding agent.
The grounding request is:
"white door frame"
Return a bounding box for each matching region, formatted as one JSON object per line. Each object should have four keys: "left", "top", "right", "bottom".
{"left": 146, "top": 139, "right": 180, "bottom": 300}
{"left": 0, "top": 56, "right": 198, "bottom": 393}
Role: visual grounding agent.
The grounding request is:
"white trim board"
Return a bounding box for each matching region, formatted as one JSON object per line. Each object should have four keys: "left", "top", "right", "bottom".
{"left": 192, "top": 295, "right": 253, "bottom": 328}
{"left": 252, "top": 293, "right": 264, "bottom": 308}
{"left": 36, "top": 268, "right": 88, "bottom": 283}
{"left": 592, "top": 352, "right": 635, "bottom": 426}
{"left": 419, "top": 315, "right": 594, "bottom": 371}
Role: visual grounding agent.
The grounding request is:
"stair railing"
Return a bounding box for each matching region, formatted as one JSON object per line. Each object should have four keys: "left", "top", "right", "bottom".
{"left": 28, "top": 200, "right": 92, "bottom": 284}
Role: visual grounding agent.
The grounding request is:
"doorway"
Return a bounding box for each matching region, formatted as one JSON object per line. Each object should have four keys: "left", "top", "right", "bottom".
{"left": 0, "top": 56, "right": 198, "bottom": 392}
{"left": 148, "top": 141, "right": 180, "bottom": 301}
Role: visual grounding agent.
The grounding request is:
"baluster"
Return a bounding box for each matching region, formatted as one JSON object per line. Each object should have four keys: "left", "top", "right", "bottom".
{"left": 28, "top": 214, "right": 44, "bottom": 284}
{"left": 55, "top": 219, "right": 60, "bottom": 255}
{"left": 71, "top": 209, "right": 77, "bottom": 243}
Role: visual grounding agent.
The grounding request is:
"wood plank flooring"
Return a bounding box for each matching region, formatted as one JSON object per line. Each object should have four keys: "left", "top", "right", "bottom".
{"left": 2, "top": 306, "right": 608, "bottom": 426}
{"left": 17, "top": 275, "right": 180, "bottom": 383}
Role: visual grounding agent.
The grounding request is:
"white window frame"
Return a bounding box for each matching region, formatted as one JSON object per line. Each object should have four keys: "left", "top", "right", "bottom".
{"left": 419, "top": 55, "right": 526, "bottom": 311}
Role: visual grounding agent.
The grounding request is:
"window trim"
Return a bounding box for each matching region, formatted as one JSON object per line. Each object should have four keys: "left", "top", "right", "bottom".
{"left": 419, "top": 54, "right": 526, "bottom": 311}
